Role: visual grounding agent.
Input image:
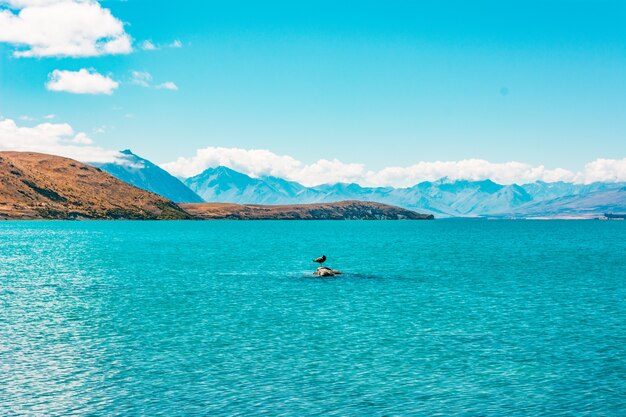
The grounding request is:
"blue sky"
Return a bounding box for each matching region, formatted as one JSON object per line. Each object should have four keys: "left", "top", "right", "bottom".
{"left": 1, "top": 0, "right": 625, "bottom": 185}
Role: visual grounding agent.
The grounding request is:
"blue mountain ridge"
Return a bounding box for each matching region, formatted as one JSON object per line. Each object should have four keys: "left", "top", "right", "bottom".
{"left": 92, "top": 152, "right": 626, "bottom": 217}
{"left": 184, "top": 165, "right": 626, "bottom": 217}
{"left": 92, "top": 150, "right": 203, "bottom": 203}
{"left": 509, "top": 186, "right": 626, "bottom": 218}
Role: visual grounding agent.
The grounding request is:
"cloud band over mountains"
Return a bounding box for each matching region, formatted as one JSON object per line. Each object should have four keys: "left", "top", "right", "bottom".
{"left": 161, "top": 147, "right": 626, "bottom": 187}
{"left": 1, "top": 118, "right": 624, "bottom": 187}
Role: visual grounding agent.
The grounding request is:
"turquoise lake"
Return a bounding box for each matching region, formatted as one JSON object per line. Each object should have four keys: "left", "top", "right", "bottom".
{"left": 1, "top": 220, "right": 625, "bottom": 416}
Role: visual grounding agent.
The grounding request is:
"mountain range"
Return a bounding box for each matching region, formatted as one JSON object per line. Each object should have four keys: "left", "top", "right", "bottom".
{"left": 0, "top": 151, "right": 431, "bottom": 221}
{"left": 94, "top": 150, "right": 626, "bottom": 218}
{"left": 92, "top": 150, "right": 203, "bottom": 203}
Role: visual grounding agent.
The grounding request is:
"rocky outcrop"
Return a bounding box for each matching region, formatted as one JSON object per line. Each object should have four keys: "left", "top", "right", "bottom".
{"left": 0, "top": 152, "right": 192, "bottom": 220}
{"left": 314, "top": 267, "right": 343, "bottom": 277}
{"left": 179, "top": 200, "right": 434, "bottom": 220}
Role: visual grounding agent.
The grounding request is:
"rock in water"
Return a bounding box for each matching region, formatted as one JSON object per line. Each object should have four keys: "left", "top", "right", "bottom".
{"left": 314, "top": 266, "right": 342, "bottom": 277}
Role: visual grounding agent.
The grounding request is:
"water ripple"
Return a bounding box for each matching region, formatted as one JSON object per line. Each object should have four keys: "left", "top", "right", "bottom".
{"left": 1, "top": 220, "right": 625, "bottom": 415}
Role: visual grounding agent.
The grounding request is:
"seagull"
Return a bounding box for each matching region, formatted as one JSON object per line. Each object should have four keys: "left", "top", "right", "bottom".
{"left": 313, "top": 255, "right": 327, "bottom": 266}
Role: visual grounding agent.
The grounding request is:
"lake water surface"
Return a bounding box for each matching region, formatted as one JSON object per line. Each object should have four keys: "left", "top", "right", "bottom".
{"left": 1, "top": 220, "right": 625, "bottom": 415}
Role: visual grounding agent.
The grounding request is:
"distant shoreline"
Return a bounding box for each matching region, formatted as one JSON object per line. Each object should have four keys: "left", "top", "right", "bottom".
{"left": 1, "top": 152, "right": 434, "bottom": 221}
{"left": 2, "top": 151, "right": 624, "bottom": 220}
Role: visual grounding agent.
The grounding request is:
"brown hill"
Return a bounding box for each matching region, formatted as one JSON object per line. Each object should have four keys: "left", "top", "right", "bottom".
{"left": 0, "top": 152, "right": 191, "bottom": 220}
{"left": 179, "top": 201, "right": 434, "bottom": 220}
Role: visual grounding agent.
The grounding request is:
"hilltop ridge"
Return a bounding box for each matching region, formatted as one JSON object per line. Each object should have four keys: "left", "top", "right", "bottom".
{"left": 180, "top": 201, "right": 434, "bottom": 220}
{"left": 0, "top": 152, "right": 431, "bottom": 221}
{"left": 180, "top": 165, "right": 626, "bottom": 217}
{"left": 0, "top": 152, "right": 191, "bottom": 220}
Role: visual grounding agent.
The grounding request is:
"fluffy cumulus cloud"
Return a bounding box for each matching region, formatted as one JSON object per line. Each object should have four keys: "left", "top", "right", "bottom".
{"left": 0, "top": 0, "right": 132, "bottom": 57}
{"left": 0, "top": 118, "right": 121, "bottom": 163}
{"left": 577, "top": 158, "right": 626, "bottom": 184}
{"left": 161, "top": 146, "right": 626, "bottom": 187}
{"left": 46, "top": 69, "right": 119, "bottom": 95}
{"left": 162, "top": 147, "right": 304, "bottom": 180}
{"left": 370, "top": 160, "right": 577, "bottom": 187}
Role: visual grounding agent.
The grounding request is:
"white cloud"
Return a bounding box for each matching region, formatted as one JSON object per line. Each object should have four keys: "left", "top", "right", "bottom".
{"left": 156, "top": 81, "right": 178, "bottom": 91}
{"left": 158, "top": 147, "right": 395, "bottom": 186}
{"left": 19, "top": 115, "right": 35, "bottom": 121}
{"left": 297, "top": 159, "right": 368, "bottom": 186}
{"left": 0, "top": 0, "right": 133, "bottom": 58}
{"left": 2, "top": 1, "right": 63, "bottom": 6}
{"left": 140, "top": 40, "right": 156, "bottom": 51}
{"left": 130, "top": 70, "right": 152, "bottom": 87}
{"left": 138, "top": 39, "right": 182, "bottom": 50}
{"left": 46, "top": 68, "right": 119, "bottom": 95}
{"left": 130, "top": 70, "right": 177, "bottom": 91}
{"left": 369, "top": 160, "right": 576, "bottom": 187}
{"left": 161, "top": 146, "right": 626, "bottom": 187}
{"left": 576, "top": 158, "right": 626, "bottom": 184}
{"left": 162, "top": 147, "right": 303, "bottom": 181}
{"left": 0, "top": 117, "right": 120, "bottom": 163}
{"left": 2, "top": 121, "right": 624, "bottom": 186}
{"left": 71, "top": 132, "right": 93, "bottom": 144}
{"left": 43, "top": 114, "right": 56, "bottom": 119}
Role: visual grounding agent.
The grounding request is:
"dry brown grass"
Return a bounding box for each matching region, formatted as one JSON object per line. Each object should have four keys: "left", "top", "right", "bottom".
{"left": 179, "top": 200, "right": 433, "bottom": 220}
{"left": 0, "top": 152, "right": 191, "bottom": 219}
